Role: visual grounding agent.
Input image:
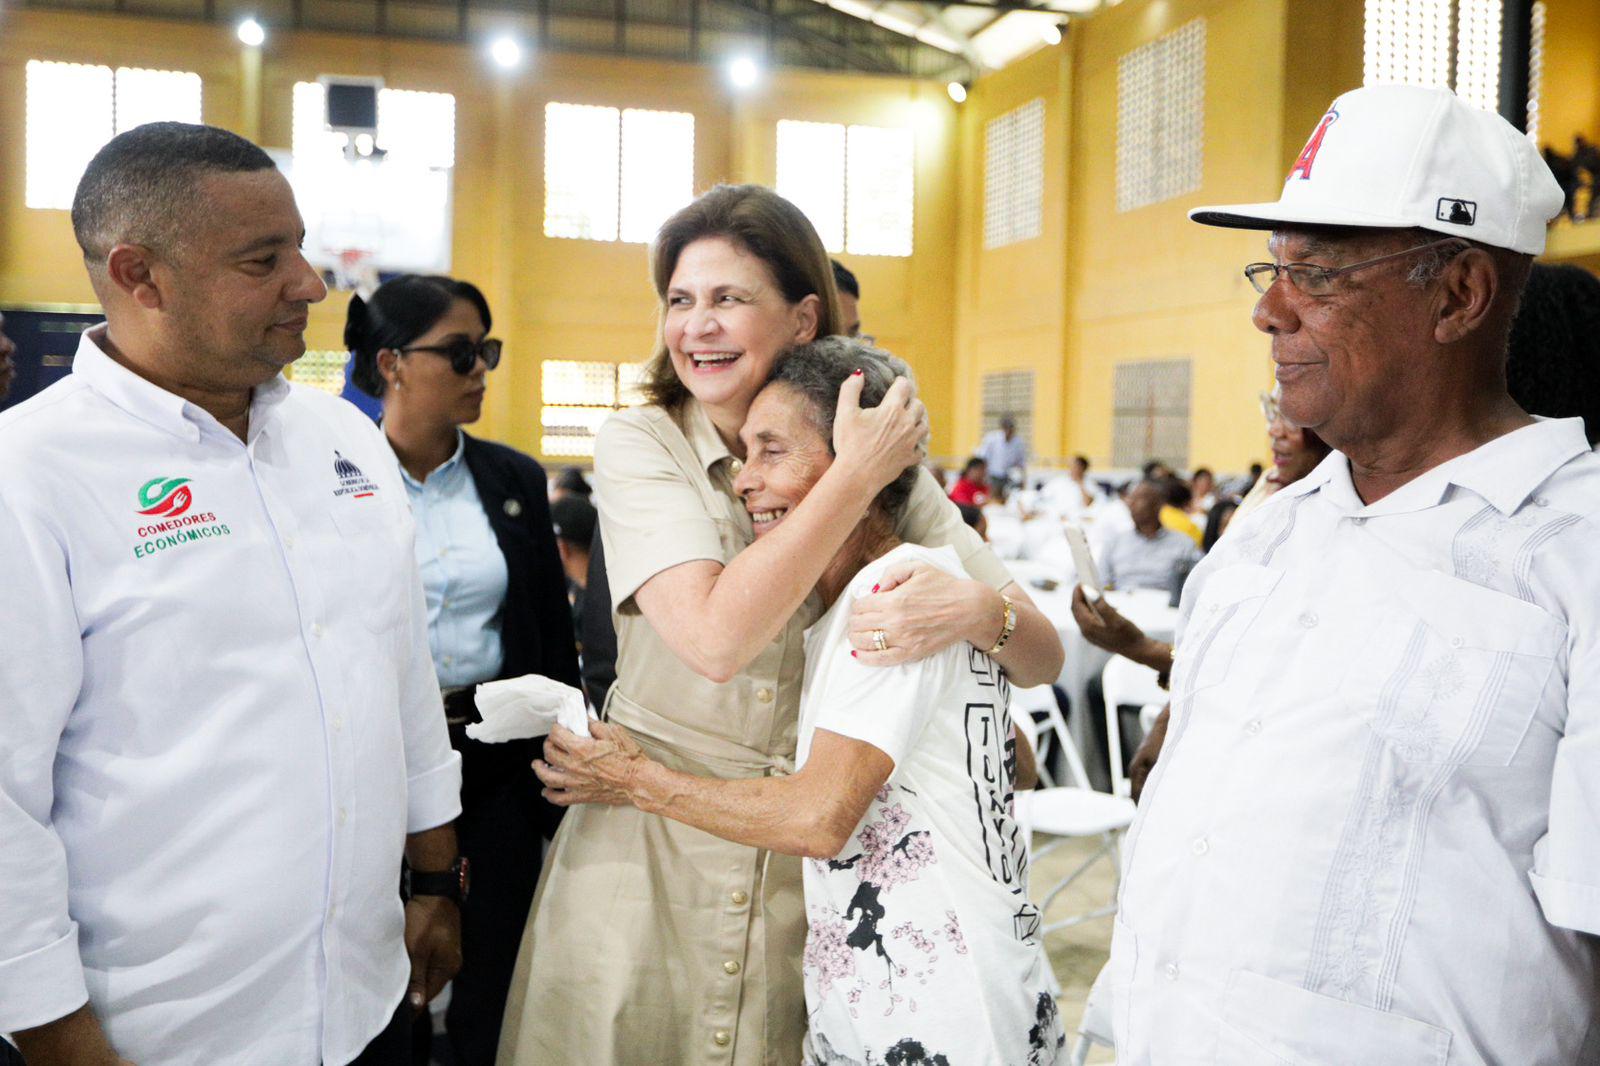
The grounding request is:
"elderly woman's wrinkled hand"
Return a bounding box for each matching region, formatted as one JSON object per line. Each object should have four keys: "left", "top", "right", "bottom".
{"left": 848, "top": 561, "right": 987, "bottom": 667}
{"left": 534, "top": 721, "right": 647, "bottom": 808}
{"left": 1070, "top": 584, "right": 1145, "bottom": 657}
{"left": 832, "top": 372, "right": 928, "bottom": 492}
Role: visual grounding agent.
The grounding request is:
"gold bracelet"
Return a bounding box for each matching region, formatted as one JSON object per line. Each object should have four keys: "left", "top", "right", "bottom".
{"left": 986, "top": 594, "right": 1018, "bottom": 656}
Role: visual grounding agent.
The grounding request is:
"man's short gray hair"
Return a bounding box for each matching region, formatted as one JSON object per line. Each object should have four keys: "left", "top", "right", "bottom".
{"left": 765, "top": 335, "right": 921, "bottom": 522}
{"left": 71, "top": 122, "right": 277, "bottom": 269}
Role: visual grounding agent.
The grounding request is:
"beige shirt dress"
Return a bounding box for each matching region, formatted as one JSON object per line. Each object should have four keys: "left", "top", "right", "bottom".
{"left": 498, "top": 399, "right": 1011, "bottom": 1066}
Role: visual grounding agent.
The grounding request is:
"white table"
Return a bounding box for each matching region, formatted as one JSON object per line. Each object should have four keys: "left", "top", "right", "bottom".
{"left": 1007, "top": 561, "right": 1178, "bottom": 790}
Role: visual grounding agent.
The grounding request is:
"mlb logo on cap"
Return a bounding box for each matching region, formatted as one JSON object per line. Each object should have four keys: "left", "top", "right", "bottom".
{"left": 1188, "top": 84, "right": 1563, "bottom": 255}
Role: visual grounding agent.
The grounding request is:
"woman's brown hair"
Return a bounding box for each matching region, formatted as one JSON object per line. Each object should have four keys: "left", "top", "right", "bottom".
{"left": 640, "top": 184, "right": 843, "bottom": 410}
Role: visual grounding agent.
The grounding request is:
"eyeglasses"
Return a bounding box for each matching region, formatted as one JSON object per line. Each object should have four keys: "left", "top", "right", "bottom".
{"left": 400, "top": 337, "right": 503, "bottom": 375}
{"left": 1243, "top": 237, "right": 1466, "bottom": 296}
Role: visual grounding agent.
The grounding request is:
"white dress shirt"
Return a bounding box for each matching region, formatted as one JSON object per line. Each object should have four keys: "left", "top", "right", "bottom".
{"left": 1108, "top": 418, "right": 1600, "bottom": 1065}
{"left": 976, "top": 429, "right": 1028, "bottom": 481}
{"left": 398, "top": 431, "right": 508, "bottom": 688}
{"left": 0, "top": 329, "right": 462, "bottom": 1065}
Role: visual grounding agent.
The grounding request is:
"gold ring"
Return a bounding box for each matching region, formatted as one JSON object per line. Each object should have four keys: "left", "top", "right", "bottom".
{"left": 871, "top": 629, "right": 888, "bottom": 652}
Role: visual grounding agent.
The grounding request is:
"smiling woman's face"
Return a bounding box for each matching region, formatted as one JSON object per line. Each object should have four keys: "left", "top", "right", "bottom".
{"left": 730, "top": 384, "right": 833, "bottom": 538}
{"left": 663, "top": 237, "right": 819, "bottom": 421}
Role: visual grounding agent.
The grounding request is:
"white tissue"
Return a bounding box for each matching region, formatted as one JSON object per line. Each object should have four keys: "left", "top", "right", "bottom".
{"left": 465, "top": 674, "right": 593, "bottom": 743}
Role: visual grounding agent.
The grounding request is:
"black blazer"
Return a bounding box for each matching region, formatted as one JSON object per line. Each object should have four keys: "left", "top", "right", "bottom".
{"left": 458, "top": 433, "right": 582, "bottom": 834}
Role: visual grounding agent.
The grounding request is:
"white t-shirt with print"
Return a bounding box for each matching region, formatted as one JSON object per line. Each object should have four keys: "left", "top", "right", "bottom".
{"left": 797, "top": 543, "right": 1064, "bottom": 1066}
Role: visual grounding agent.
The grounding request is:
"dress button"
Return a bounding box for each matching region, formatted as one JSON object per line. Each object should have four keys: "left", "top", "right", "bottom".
{"left": 1164, "top": 962, "right": 1180, "bottom": 981}
{"left": 1298, "top": 611, "right": 1318, "bottom": 628}
{"left": 713, "top": 1029, "right": 731, "bottom": 1046}
{"left": 730, "top": 890, "right": 749, "bottom": 906}
{"left": 723, "top": 960, "right": 741, "bottom": 975}
{"left": 755, "top": 688, "right": 774, "bottom": 704}
{"left": 1244, "top": 719, "right": 1262, "bottom": 736}
{"left": 1191, "top": 837, "right": 1209, "bottom": 856}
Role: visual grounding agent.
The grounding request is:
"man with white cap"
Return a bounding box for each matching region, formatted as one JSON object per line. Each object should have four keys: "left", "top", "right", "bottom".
{"left": 1106, "top": 85, "right": 1599, "bottom": 1064}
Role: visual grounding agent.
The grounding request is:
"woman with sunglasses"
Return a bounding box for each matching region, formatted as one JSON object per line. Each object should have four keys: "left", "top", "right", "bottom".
{"left": 346, "top": 274, "right": 581, "bottom": 1066}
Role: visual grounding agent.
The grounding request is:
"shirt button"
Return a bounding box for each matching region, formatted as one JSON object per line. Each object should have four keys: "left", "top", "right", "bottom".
{"left": 730, "top": 890, "right": 748, "bottom": 906}
{"left": 1298, "top": 611, "right": 1318, "bottom": 628}
{"left": 723, "top": 960, "right": 741, "bottom": 975}
{"left": 338, "top": 807, "right": 348, "bottom": 826}
{"left": 1192, "top": 836, "right": 1209, "bottom": 855}
{"left": 1164, "top": 962, "right": 1180, "bottom": 981}
{"left": 443, "top": 655, "right": 455, "bottom": 666}
{"left": 712, "top": 1030, "right": 731, "bottom": 1047}
{"left": 332, "top": 716, "right": 344, "bottom": 732}
{"left": 755, "top": 688, "right": 774, "bottom": 704}
{"left": 1244, "top": 719, "right": 1262, "bottom": 735}
{"left": 441, "top": 598, "right": 453, "bottom": 609}
{"left": 1449, "top": 636, "right": 1464, "bottom": 649}
{"left": 1535, "top": 496, "right": 1550, "bottom": 507}
{"left": 311, "top": 623, "right": 326, "bottom": 638}
{"left": 1352, "top": 516, "right": 1367, "bottom": 526}
{"left": 283, "top": 535, "right": 296, "bottom": 549}
{"left": 439, "top": 548, "right": 450, "bottom": 558}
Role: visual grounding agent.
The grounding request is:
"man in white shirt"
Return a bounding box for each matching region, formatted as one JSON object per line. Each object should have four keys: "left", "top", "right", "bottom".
{"left": 1108, "top": 85, "right": 1600, "bottom": 1063}
{"left": 0, "top": 123, "right": 463, "bottom": 1065}
{"left": 1098, "top": 479, "right": 1200, "bottom": 595}
{"left": 977, "top": 416, "right": 1028, "bottom": 491}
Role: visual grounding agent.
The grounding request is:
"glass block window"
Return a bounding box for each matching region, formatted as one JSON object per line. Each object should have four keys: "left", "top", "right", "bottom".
{"left": 1116, "top": 19, "right": 1206, "bottom": 213}
{"left": 287, "top": 349, "right": 351, "bottom": 396}
{"left": 544, "top": 103, "right": 694, "bottom": 244}
{"left": 26, "top": 61, "right": 201, "bottom": 210}
{"left": 1112, "top": 359, "right": 1192, "bottom": 470}
{"left": 776, "top": 120, "right": 915, "bottom": 257}
{"left": 540, "top": 359, "right": 647, "bottom": 456}
{"left": 1527, "top": 1, "right": 1545, "bottom": 140}
{"left": 1363, "top": 0, "right": 1453, "bottom": 89}
{"left": 980, "top": 370, "right": 1035, "bottom": 453}
{"left": 1453, "top": 0, "right": 1502, "bottom": 112}
{"left": 983, "top": 98, "right": 1045, "bottom": 249}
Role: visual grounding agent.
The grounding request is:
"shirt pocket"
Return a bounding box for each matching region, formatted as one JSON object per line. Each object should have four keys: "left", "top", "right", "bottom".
{"left": 1172, "top": 563, "right": 1283, "bottom": 699}
{"left": 1340, "top": 570, "right": 1565, "bottom": 767}
{"left": 330, "top": 501, "right": 411, "bottom": 634}
{"left": 1215, "top": 969, "right": 1451, "bottom": 1066}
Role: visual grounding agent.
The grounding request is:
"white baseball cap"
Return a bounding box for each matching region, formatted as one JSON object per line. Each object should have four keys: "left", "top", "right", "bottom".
{"left": 1190, "top": 84, "right": 1563, "bottom": 255}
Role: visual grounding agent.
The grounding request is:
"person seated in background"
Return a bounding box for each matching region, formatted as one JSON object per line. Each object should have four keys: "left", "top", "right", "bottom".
{"left": 550, "top": 493, "right": 597, "bottom": 632}
{"left": 831, "top": 259, "right": 863, "bottom": 338}
{"left": 548, "top": 465, "right": 591, "bottom": 504}
{"left": 948, "top": 455, "right": 991, "bottom": 506}
{"left": 1155, "top": 476, "right": 1203, "bottom": 548}
{"left": 1505, "top": 261, "right": 1600, "bottom": 445}
{"left": 1100, "top": 479, "right": 1201, "bottom": 596}
{"left": 957, "top": 501, "right": 988, "bottom": 540}
{"left": 1187, "top": 467, "right": 1216, "bottom": 515}
{"left": 0, "top": 310, "right": 16, "bottom": 403}
{"left": 534, "top": 341, "right": 1065, "bottom": 1065}
{"left": 1040, "top": 453, "right": 1097, "bottom": 516}
{"left": 1200, "top": 497, "right": 1239, "bottom": 553}
{"left": 1140, "top": 459, "right": 1173, "bottom": 481}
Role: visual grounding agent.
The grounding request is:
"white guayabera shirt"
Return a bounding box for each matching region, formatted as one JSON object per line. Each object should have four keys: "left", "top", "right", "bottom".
{"left": 0, "top": 329, "right": 462, "bottom": 1065}
{"left": 1109, "top": 418, "right": 1600, "bottom": 1066}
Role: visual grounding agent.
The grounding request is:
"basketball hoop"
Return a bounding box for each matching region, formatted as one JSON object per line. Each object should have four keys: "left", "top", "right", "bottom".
{"left": 331, "top": 247, "right": 379, "bottom": 297}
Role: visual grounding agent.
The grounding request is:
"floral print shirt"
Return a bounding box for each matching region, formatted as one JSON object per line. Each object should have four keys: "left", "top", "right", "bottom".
{"left": 796, "top": 544, "right": 1064, "bottom": 1066}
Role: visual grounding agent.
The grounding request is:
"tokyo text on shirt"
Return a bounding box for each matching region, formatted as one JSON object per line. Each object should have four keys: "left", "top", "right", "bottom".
{"left": 1109, "top": 418, "right": 1600, "bottom": 1065}
{"left": 796, "top": 543, "right": 1065, "bottom": 1066}
{"left": 0, "top": 329, "right": 462, "bottom": 1065}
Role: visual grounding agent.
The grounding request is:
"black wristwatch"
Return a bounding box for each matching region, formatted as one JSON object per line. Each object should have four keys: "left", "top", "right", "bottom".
{"left": 406, "top": 856, "right": 470, "bottom": 905}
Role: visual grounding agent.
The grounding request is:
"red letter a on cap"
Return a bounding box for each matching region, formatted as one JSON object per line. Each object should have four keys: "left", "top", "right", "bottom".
{"left": 1289, "top": 108, "right": 1339, "bottom": 181}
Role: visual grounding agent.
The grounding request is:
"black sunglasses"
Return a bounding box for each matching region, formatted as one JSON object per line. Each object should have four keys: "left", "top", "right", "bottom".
{"left": 399, "top": 337, "right": 502, "bottom": 375}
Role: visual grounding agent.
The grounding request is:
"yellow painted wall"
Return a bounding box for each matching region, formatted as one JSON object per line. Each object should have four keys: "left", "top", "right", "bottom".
{"left": 0, "top": 8, "right": 958, "bottom": 457}
{"left": 1538, "top": 0, "right": 1600, "bottom": 149}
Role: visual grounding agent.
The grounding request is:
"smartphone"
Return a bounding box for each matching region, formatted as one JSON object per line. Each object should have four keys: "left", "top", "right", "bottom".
{"left": 1064, "top": 523, "right": 1103, "bottom": 601}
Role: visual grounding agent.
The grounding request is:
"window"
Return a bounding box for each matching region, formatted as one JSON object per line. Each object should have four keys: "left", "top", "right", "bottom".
{"left": 1116, "top": 19, "right": 1206, "bottom": 213}
{"left": 983, "top": 99, "right": 1045, "bottom": 248}
{"left": 1363, "top": 0, "right": 1528, "bottom": 119}
{"left": 1527, "top": 1, "right": 1545, "bottom": 140}
{"left": 25, "top": 61, "right": 201, "bottom": 210}
{"left": 980, "top": 370, "right": 1036, "bottom": 455}
{"left": 540, "top": 359, "right": 647, "bottom": 456}
{"left": 287, "top": 350, "right": 351, "bottom": 397}
{"left": 291, "top": 82, "right": 456, "bottom": 168}
{"left": 1111, "top": 359, "right": 1192, "bottom": 469}
{"left": 776, "top": 120, "right": 915, "bottom": 257}
{"left": 543, "top": 103, "right": 695, "bottom": 244}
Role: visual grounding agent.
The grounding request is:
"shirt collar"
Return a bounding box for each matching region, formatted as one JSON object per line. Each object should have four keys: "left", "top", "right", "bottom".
{"left": 71, "top": 325, "right": 292, "bottom": 444}
{"left": 1285, "top": 417, "right": 1590, "bottom": 517}
{"left": 398, "top": 429, "right": 467, "bottom": 489}
{"left": 682, "top": 398, "right": 737, "bottom": 474}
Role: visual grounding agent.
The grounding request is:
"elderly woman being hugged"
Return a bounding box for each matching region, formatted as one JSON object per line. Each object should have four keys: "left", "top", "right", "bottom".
{"left": 496, "top": 184, "right": 1062, "bottom": 1066}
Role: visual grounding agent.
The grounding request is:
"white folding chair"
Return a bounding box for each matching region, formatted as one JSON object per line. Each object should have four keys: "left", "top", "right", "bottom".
{"left": 1013, "top": 687, "right": 1136, "bottom": 936}
{"left": 1100, "top": 656, "right": 1168, "bottom": 799}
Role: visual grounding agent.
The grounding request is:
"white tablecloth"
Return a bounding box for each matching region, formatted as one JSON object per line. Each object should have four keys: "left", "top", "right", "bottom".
{"left": 1006, "top": 561, "right": 1178, "bottom": 790}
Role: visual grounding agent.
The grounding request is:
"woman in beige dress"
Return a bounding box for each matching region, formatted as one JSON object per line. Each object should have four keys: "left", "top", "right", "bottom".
{"left": 498, "top": 184, "right": 1064, "bottom": 1066}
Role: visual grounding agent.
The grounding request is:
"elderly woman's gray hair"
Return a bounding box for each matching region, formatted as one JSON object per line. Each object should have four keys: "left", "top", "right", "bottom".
{"left": 765, "top": 335, "right": 922, "bottom": 521}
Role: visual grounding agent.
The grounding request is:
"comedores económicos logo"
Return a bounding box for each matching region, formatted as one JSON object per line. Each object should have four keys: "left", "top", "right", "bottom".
{"left": 132, "top": 475, "right": 231, "bottom": 559}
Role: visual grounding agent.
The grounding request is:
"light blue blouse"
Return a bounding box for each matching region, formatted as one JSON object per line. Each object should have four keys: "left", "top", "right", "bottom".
{"left": 399, "top": 432, "right": 509, "bottom": 688}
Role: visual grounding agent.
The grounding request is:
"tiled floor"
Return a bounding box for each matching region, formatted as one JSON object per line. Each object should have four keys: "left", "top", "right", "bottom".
{"left": 1030, "top": 834, "right": 1118, "bottom": 1065}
